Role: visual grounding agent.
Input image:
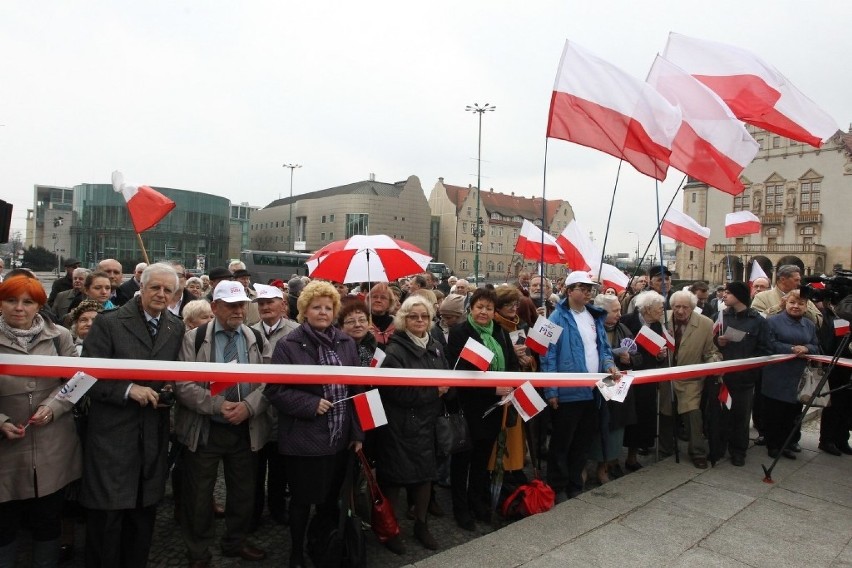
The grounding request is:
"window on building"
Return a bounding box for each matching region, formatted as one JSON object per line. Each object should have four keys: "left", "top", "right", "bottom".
{"left": 320, "top": 232, "right": 325, "bottom": 241}
{"left": 765, "top": 183, "right": 784, "bottom": 214}
{"left": 800, "top": 181, "right": 821, "bottom": 212}
{"left": 803, "top": 236, "right": 813, "bottom": 245}
{"left": 467, "top": 206, "right": 472, "bottom": 217}
{"left": 800, "top": 226, "right": 815, "bottom": 235}
{"left": 497, "top": 262, "right": 504, "bottom": 272}
{"left": 329, "top": 214, "right": 335, "bottom": 222}
{"left": 487, "top": 261, "right": 495, "bottom": 271}
{"left": 345, "top": 213, "right": 369, "bottom": 238}
{"left": 296, "top": 217, "right": 307, "bottom": 241}
{"left": 733, "top": 191, "right": 750, "bottom": 212}
{"left": 329, "top": 232, "right": 334, "bottom": 240}
{"left": 497, "top": 243, "right": 503, "bottom": 254}
{"left": 766, "top": 227, "right": 779, "bottom": 237}
{"left": 461, "top": 259, "right": 468, "bottom": 271}
{"left": 513, "top": 229, "right": 518, "bottom": 240}
{"left": 498, "top": 227, "right": 503, "bottom": 237}
{"left": 691, "top": 193, "right": 696, "bottom": 203}
{"left": 772, "top": 137, "right": 780, "bottom": 148}
{"left": 321, "top": 215, "right": 326, "bottom": 223}
{"left": 461, "top": 239, "right": 467, "bottom": 251}
{"left": 462, "top": 221, "right": 468, "bottom": 233}
{"left": 689, "top": 251, "right": 694, "bottom": 260}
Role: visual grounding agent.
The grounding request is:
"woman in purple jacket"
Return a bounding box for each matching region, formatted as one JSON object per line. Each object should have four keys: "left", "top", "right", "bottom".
{"left": 267, "top": 281, "right": 364, "bottom": 568}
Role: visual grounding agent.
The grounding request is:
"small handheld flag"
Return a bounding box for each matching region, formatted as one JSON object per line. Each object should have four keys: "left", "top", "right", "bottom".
{"left": 352, "top": 389, "right": 388, "bottom": 431}
{"left": 370, "top": 348, "right": 386, "bottom": 368}
{"left": 634, "top": 326, "right": 667, "bottom": 357}
{"left": 835, "top": 319, "right": 850, "bottom": 337}
{"left": 526, "top": 316, "right": 563, "bottom": 356}
{"left": 509, "top": 382, "right": 547, "bottom": 422}
{"left": 459, "top": 337, "right": 494, "bottom": 371}
{"left": 718, "top": 382, "right": 732, "bottom": 409}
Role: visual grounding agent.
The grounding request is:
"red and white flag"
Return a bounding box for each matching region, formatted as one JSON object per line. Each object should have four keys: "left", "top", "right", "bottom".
{"left": 725, "top": 211, "right": 761, "bottom": 238}
{"left": 210, "top": 381, "right": 238, "bottom": 397}
{"left": 112, "top": 171, "right": 176, "bottom": 233}
{"left": 663, "top": 327, "right": 676, "bottom": 352}
{"left": 556, "top": 219, "right": 601, "bottom": 272}
{"left": 634, "top": 326, "right": 666, "bottom": 357}
{"left": 661, "top": 209, "right": 711, "bottom": 249}
{"left": 509, "top": 381, "right": 547, "bottom": 422}
{"left": 647, "top": 55, "right": 758, "bottom": 196}
{"left": 718, "top": 382, "right": 732, "bottom": 410}
{"left": 596, "top": 263, "right": 630, "bottom": 294}
{"left": 514, "top": 219, "right": 565, "bottom": 264}
{"left": 835, "top": 319, "right": 851, "bottom": 337}
{"left": 353, "top": 389, "right": 388, "bottom": 431}
{"left": 663, "top": 33, "right": 839, "bottom": 148}
{"left": 547, "top": 40, "right": 682, "bottom": 181}
{"left": 459, "top": 337, "right": 494, "bottom": 371}
{"left": 525, "top": 316, "right": 562, "bottom": 356}
{"left": 370, "top": 348, "right": 386, "bottom": 368}
{"left": 749, "top": 259, "right": 769, "bottom": 284}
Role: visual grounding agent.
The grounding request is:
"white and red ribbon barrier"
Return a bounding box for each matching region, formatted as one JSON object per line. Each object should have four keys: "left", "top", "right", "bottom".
{"left": 4, "top": 353, "right": 847, "bottom": 388}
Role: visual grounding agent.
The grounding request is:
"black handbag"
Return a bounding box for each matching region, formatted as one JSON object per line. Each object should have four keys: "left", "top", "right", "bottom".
{"left": 435, "top": 403, "right": 472, "bottom": 456}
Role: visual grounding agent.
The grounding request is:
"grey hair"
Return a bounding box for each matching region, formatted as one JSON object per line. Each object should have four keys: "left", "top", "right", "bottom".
{"left": 186, "top": 276, "right": 203, "bottom": 288}
{"left": 228, "top": 260, "right": 246, "bottom": 271}
{"left": 776, "top": 264, "right": 800, "bottom": 279}
{"left": 670, "top": 290, "right": 698, "bottom": 309}
{"left": 72, "top": 267, "right": 91, "bottom": 278}
{"left": 182, "top": 299, "right": 213, "bottom": 325}
{"left": 635, "top": 290, "right": 666, "bottom": 312}
{"left": 135, "top": 262, "right": 148, "bottom": 272}
{"left": 393, "top": 295, "right": 435, "bottom": 332}
{"left": 140, "top": 262, "right": 179, "bottom": 289}
{"left": 594, "top": 294, "right": 620, "bottom": 310}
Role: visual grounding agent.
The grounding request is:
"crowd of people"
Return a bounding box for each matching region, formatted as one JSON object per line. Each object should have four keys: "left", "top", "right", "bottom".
{"left": 1, "top": 258, "right": 850, "bottom": 568}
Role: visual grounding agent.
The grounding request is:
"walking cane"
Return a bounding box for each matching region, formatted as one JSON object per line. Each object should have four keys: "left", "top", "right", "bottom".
{"left": 762, "top": 330, "right": 851, "bottom": 483}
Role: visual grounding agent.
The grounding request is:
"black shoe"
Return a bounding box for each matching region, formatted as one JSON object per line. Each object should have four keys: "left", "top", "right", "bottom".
{"left": 59, "top": 543, "right": 74, "bottom": 563}
{"left": 819, "top": 442, "right": 842, "bottom": 456}
{"left": 768, "top": 449, "right": 780, "bottom": 458}
{"left": 781, "top": 449, "right": 797, "bottom": 460}
{"left": 754, "top": 435, "right": 766, "bottom": 446}
{"left": 384, "top": 535, "right": 406, "bottom": 555}
{"left": 414, "top": 521, "right": 439, "bottom": 550}
{"left": 454, "top": 512, "right": 476, "bottom": 531}
{"left": 624, "top": 461, "right": 643, "bottom": 472}
{"left": 608, "top": 464, "right": 626, "bottom": 479}
{"left": 637, "top": 447, "right": 651, "bottom": 456}
{"left": 838, "top": 442, "right": 852, "bottom": 455}
{"left": 428, "top": 498, "right": 444, "bottom": 517}
{"left": 790, "top": 443, "right": 802, "bottom": 453}
{"left": 731, "top": 455, "right": 745, "bottom": 467}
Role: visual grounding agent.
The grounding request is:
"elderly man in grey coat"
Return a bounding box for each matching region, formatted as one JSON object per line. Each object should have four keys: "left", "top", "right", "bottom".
{"left": 81, "top": 263, "right": 185, "bottom": 568}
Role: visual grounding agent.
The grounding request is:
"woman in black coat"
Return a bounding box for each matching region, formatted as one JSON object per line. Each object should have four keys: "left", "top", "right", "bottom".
{"left": 376, "top": 295, "right": 448, "bottom": 553}
{"left": 445, "top": 288, "right": 519, "bottom": 529}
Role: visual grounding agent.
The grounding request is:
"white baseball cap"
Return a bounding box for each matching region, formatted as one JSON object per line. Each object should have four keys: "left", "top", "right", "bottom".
{"left": 565, "top": 270, "right": 597, "bottom": 287}
{"left": 213, "top": 280, "right": 251, "bottom": 303}
{"left": 253, "top": 283, "right": 284, "bottom": 300}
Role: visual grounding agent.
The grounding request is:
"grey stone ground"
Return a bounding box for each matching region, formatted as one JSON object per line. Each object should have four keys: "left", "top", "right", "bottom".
{"left": 16, "top": 410, "right": 851, "bottom": 567}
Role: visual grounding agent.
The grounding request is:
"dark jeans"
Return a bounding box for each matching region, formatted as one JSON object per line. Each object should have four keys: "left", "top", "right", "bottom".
{"left": 450, "top": 437, "right": 493, "bottom": 517}
{"left": 547, "top": 400, "right": 597, "bottom": 495}
{"left": 762, "top": 395, "right": 802, "bottom": 452}
{"left": 181, "top": 422, "right": 257, "bottom": 562}
{"left": 254, "top": 440, "right": 287, "bottom": 522}
{"left": 722, "top": 386, "right": 753, "bottom": 459}
{"left": 0, "top": 488, "right": 64, "bottom": 546}
{"left": 85, "top": 505, "right": 157, "bottom": 568}
{"left": 752, "top": 377, "right": 765, "bottom": 436}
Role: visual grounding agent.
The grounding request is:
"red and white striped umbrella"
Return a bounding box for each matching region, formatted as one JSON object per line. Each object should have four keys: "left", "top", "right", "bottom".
{"left": 306, "top": 235, "right": 432, "bottom": 283}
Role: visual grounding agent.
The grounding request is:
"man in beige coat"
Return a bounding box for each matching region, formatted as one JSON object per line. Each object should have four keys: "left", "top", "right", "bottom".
{"left": 175, "top": 281, "right": 269, "bottom": 567}
{"left": 660, "top": 290, "right": 722, "bottom": 469}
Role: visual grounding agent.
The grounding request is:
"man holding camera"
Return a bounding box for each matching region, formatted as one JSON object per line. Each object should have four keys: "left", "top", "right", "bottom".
{"left": 81, "top": 263, "right": 185, "bottom": 567}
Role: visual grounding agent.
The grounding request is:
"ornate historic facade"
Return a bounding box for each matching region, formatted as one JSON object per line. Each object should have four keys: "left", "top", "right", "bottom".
{"left": 677, "top": 126, "right": 852, "bottom": 284}
{"left": 428, "top": 178, "right": 575, "bottom": 281}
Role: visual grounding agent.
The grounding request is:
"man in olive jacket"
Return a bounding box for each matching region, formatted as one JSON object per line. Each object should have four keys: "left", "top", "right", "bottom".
{"left": 175, "top": 280, "right": 269, "bottom": 566}
{"left": 81, "top": 263, "right": 185, "bottom": 568}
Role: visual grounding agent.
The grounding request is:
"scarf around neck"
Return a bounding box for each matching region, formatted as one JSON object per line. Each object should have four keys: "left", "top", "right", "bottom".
{"left": 0, "top": 313, "right": 46, "bottom": 350}
{"left": 467, "top": 314, "right": 505, "bottom": 371}
{"left": 301, "top": 322, "right": 347, "bottom": 446}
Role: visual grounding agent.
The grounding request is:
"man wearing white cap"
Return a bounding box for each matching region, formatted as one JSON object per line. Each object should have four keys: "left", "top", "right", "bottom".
{"left": 542, "top": 271, "right": 620, "bottom": 502}
{"left": 175, "top": 281, "right": 269, "bottom": 565}
{"left": 250, "top": 283, "right": 298, "bottom": 527}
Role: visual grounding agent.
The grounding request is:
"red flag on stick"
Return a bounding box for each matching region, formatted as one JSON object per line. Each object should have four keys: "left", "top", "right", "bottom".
{"left": 725, "top": 211, "right": 761, "bottom": 238}
{"left": 112, "top": 171, "right": 175, "bottom": 233}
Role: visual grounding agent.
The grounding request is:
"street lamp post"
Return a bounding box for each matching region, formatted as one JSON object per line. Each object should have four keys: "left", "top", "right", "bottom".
{"left": 283, "top": 164, "right": 302, "bottom": 251}
{"left": 628, "top": 231, "right": 640, "bottom": 265}
{"left": 465, "top": 103, "right": 495, "bottom": 287}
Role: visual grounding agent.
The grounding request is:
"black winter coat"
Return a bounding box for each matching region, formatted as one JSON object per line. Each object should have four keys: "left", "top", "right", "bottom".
{"left": 375, "top": 330, "right": 446, "bottom": 485}
{"left": 445, "top": 320, "right": 519, "bottom": 442}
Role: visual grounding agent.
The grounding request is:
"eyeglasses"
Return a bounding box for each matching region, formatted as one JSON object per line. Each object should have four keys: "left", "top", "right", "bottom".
{"left": 371, "top": 295, "right": 390, "bottom": 301}
{"left": 501, "top": 301, "right": 520, "bottom": 309}
{"left": 406, "top": 314, "right": 430, "bottom": 321}
{"left": 343, "top": 318, "right": 368, "bottom": 326}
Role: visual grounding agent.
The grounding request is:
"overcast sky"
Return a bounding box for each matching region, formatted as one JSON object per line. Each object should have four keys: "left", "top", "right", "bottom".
{"left": 2, "top": 1, "right": 849, "bottom": 259}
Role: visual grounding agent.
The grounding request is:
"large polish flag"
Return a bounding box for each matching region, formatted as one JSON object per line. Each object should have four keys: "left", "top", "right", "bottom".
{"left": 635, "top": 326, "right": 667, "bottom": 357}
{"left": 459, "top": 337, "right": 494, "bottom": 371}
{"left": 514, "top": 219, "right": 566, "bottom": 264}
{"left": 509, "top": 382, "right": 547, "bottom": 422}
{"left": 663, "top": 33, "right": 839, "bottom": 148}
{"left": 556, "top": 219, "right": 602, "bottom": 272}
{"left": 353, "top": 389, "right": 388, "bottom": 430}
{"left": 547, "top": 40, "right": 682, "bottom": 181}
{"left": 112, "top": 171, "right": 176, "bottom": 233}
{"left": 596, "top": 263, "right": 630, "bottom": 294}
{"left": 749, "top": 259, "right": 769, "bottom": 284}
{"left": 725, "top": 211, "right": 761, "bottom": 238}
{"left": 647, "top": 56, "right": 758, "bottom": 196}
{"left": 661, "top": 209, "right": 711, "bottom": 249}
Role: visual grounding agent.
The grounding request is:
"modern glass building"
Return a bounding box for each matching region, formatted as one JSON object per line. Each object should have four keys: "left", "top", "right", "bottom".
{"left": 70, "top": 184, "right": 230, "bottom": 270}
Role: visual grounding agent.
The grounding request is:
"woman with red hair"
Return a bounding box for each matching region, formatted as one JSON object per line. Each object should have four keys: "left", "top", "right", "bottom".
{"left": 0, "top": 275, "right": 80, "bottom": 565}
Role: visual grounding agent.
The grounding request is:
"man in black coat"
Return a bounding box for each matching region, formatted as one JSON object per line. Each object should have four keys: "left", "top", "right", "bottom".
{"left": 118, "top": 262, "right": 147, "bottom": 304}
{"left": 47, "top": 257, "right": 80, "bottom": 307}
{"left": 81, "top": 263, "right": 185, "bottom": 567}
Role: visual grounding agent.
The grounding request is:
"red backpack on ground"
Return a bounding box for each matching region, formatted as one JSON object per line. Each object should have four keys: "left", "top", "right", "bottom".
{"left": 500, "top": 478, "right": 555, "bottom": 520}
